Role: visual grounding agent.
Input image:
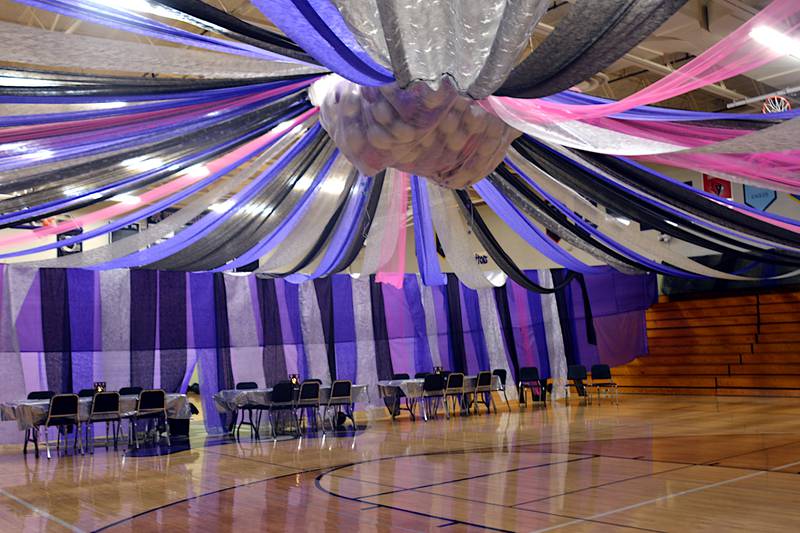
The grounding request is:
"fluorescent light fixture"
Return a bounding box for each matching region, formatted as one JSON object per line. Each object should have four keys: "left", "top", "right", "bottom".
{"left": 613, "top": 216, "right": 631, "bottom": 226}
{"left": 111, "top": 194, "right": 141, "bottom": 205}
{"left": 750, "top": 26, "right": 800, "bottom": 59}
{"left": 22, "top": 149, "right": 54, "bottom": 160}
{"left": 0, "top": 76, "right": 60, "bottom": 87}
{"left": 209, "top": 199, "right": 236, "bottom": 213}
{"left": 88, "top": 0, "right": 171, "bottom": 17}
{"left": 665, "top": 219, "right": 679, "bottom": 227}
{"left": 186, "top": 164, "right": 210, "bottom": 179}
{"left": 121, "top": 156, "right": 163, "bottom": 172}
{"left": 92, "top": 101, "right": 127, "bottom": 110}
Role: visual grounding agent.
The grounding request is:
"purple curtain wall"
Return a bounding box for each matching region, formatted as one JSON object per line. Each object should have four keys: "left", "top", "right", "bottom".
{"left": 0, "top": 266, "right": 655, "bottom": 438}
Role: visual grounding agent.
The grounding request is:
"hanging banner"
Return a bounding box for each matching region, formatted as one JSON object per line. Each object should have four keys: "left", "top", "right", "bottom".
{"left": 702, "top": 174, "right": 732, "bottom": 198}
{"left": 743, "top": 184, "right": 777, "bottom": 211}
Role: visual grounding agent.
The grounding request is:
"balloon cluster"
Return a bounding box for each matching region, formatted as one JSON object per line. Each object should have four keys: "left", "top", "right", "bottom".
{"left": 310, "top": 75, "right": 520, "bottom": 189}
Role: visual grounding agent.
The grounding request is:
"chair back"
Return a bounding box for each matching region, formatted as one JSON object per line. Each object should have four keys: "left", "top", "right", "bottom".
{"left": 519, "top": 366, "right": 539, "bottom": 382}
{"left": 271, "top": 381, "right": 295, "bottom": 404}
{"left": 330, "top": 380, "right": 352, "bottom": 401}
{"left": 445, "top": 372, "right": 464, "bottom": 391}
{"left": 47, "top": 394, "right": 79, "bottom": 420}
{"left": 298, "top": 381, "right": 320, "bottom": 401}
{"left": 492, "top": 369, "right": 507, "bottom": 386}
{"left": 591, "top": 364, "right": 612, "bottom": 381}
{"left": 476, "top": 370, "right": 493, "bottom": 389}
{"left": 414, "top": 372, "right": 429, "bottom": 379}
{"left": 137, "top": 390, "right": 166, "bottom": 413}
{"left": 567, "top": 365, "right": 588, "bottom": 381}
{"left": 91, "top": 392, "right": 120, "bottom": 416}
{"left": 304, "top": 378, "right": 323, "bottom": 384}
{"left": 119, "top": 386, "right": 143, "bottom": 396}
{"left": 27, "top": 390, "right": 55, "bottom": 400}
{"left": 78, "top": 388, "right": 96, "bottom": 398}
{"left": 392, "top": 373, "right": 410, "bottom": 380}
{"left": 422, "top": 373, "right": 444, "bottom": 393}
{"left": 236, "top": 381, "right": 258, "bottom": 390}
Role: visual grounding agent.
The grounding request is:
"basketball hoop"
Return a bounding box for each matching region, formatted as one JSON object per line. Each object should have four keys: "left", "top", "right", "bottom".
{"left": 761, "top": 95, "right": 791, "bottom": 113}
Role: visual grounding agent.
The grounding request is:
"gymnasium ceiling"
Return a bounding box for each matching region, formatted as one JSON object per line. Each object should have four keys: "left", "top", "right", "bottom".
{"left": 0, "top": 0, "right": 798, "bottom": 113}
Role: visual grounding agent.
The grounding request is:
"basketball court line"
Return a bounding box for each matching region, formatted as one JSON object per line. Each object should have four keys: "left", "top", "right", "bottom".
{"left": 0, "top": 487, "right": 86, "bottom": 533}
{"left": 530, "top": 458, "right": 800, "bottom": 532}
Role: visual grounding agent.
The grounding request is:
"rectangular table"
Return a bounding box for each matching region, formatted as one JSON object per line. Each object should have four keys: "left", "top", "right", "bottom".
{"left": 213, "top": 384, "right": 370, "bottom": 422}
{"left": 377, "top": 375, "right": 502, "bottom": 420}
{"left": 0, "top": 394, "right": 190, "bottom": 431}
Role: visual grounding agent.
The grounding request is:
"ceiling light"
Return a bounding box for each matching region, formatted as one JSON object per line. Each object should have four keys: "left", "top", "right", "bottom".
{"left": 92, "top": 101, "right": 127, "bottom": 110}
{"left": 121, "top": 156, "right": 163, "bottom": 172}
{"left": 22, "top": 149, "right": 54, "bottom": 160}
{"left": 750, "top": 26, "right": 800, "bottom": 59}
{"left": 186, "top": 164, "right": 210, "bottom": 179}
{"left": 0, "top": 76, "right": 60, "bottom": 87}
{"left": 111, "top": 194, "right": 141, "bottom": 205}
{"left": 613, "top": 216, "right": 631, "bottom": 226}
{"left": 209, "top": 199, "right": 236, "bottom": 213}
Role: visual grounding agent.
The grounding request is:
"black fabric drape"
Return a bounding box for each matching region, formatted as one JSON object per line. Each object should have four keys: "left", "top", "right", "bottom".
{"left": 158, "top": 270, "right": 187, "bottom": 393}
{"left": 551, "top": 269, "right": 578, "bottom": 366}
{"left": 213, "top": 273, "right": 234, "bottom": 390}
{"left": 369, "top": 275, "right": 394, "bottom": 380}
{"left": 445, "top": 274, "right": 467, "bottom": 374}
{"left": 257, "top": 278, "right": 288, "bottom": 387}
{"left": 573, "top": 273, "right": 597, "bottom": 345}
{"left": 130, "top": 269, "right": 157, "bottom": 389}
{"left": 313, "top": 277, "right": 337, "bottom": 381}
{"left": 40, "top": 268, "right": 71, "bottom": 393}
{"left": 497, "top": 0, "right": 686, "bottom": 98}
{"left": 493, "top": 285, "right": 520, "bottom": 383}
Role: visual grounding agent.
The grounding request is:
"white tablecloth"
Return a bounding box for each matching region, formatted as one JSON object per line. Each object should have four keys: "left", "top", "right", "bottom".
{"left": 377, "top": 375, "right": 501, "bottom": 399}
{"left": 213, "top": 384, "right": 371, "bottom": 415}
{"left": 0, "top": 394, "right": 190, "bottom": 431}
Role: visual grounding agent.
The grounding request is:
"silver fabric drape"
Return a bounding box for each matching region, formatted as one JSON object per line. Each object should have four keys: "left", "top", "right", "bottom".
{"left": 419, "top": 282, "right": 443, "bottom": 370}
{"left": 98, "top": 269, "right": 131, "bottom": 391}
{"left": 224, "top": 275, "right": 265, "bottom": 387}
{"left": 358, "top": 168, "right": 406, "bottom": 276}
{"left": 298, "top": 281, "right": 332, "bottom": 385}
{"left": 477, "top": 287, "right": 518, "bottom": 400}
{"left": 351, "top": 277, "right": 382, "bottom": 407}
{"left": 426, "top": 180, "right": 506, "bottom": 289}
{"left": 332, "top": 0, "right": 548, "bottom": 97}
{"left": 538, "top": 270, "right": 567, "bottom": 401}
{"left": 0, "top": 21, "right": 324, "bottom": 79}
{"left": 256, "top": 153, "right": 355, "bottom": 273}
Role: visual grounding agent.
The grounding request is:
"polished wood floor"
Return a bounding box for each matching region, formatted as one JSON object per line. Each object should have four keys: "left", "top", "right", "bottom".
{"left": 2, "top": 395, "right": 800, "bottom": 532}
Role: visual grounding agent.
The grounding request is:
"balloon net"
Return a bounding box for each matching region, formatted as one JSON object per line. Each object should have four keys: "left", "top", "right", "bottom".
{"left": 310, "top": 75, "right": 519, "bottom": 189}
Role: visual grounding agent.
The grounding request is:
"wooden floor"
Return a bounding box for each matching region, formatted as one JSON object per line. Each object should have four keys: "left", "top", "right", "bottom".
{"left": 2, "top": 395, "right": 800, "bottom": 532}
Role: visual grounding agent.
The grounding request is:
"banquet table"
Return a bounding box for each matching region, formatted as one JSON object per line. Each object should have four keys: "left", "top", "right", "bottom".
{"left": 0, "top": 394, "right": 190, "bottom": 431}
{"left": 213, "top": 384, "right": 371, "bottom": 418}
{"left": 377, "top": 375, "right": 502, "bottom": 420}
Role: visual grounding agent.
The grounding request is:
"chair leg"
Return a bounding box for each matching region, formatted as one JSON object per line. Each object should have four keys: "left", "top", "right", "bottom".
{"left": 502, "top": 389, "right": 511, "bottom": 411}
{"left": 44, "top": 427, "right": 51, "bottom": 460}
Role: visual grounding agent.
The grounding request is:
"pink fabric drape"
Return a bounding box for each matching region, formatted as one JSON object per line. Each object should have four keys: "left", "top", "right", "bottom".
{"left": 375, "top": 171, "right": 410, "bottom": 289}
{"left": 0, "top": 108, "right": 319, "bottom": 250}
{"left": 484, "top": 0, "right": 800, "bottom": 124}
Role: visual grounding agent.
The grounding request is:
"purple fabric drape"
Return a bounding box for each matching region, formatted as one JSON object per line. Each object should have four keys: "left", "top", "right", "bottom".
{"left": 257, "top": 278, "right": 289, "bottom": 387}
{"left": 411, "top": 176, "right": 447, "bottom": 286}
{"left": 369, "top": 275, "right": 394, "bottom": 380}
{"left": 332, "top": 276, "right": 357, "bottom": 382}
{"left": 130, "top": 269, "right": 157, "bottom": 389}
{"left": 158, "top": 271, "right": 188, "bottom": 392}
{"left": 67, "top": 269, "right": 95, "bottom": 391}
{"left": 403, "top": 275, "right": 434, "bottom": 374}
{"left": 40, "top": 269, "right": 71, "bottom": 393}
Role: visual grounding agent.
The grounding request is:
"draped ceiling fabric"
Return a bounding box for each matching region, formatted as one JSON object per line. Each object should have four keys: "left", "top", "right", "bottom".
{"left": 0, "top": 265, "right": 656, "bottom": 442}
{"left": 0, "top": 0, "right": 799, "bottom": 293}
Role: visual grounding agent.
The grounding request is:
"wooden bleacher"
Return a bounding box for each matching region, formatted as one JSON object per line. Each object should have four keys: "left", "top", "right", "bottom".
{"left": 613, "top": 291, "right": 800, "bottom": 396}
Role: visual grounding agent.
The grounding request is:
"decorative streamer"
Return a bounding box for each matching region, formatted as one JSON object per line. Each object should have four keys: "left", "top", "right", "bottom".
{"left": 351, "top": 277, "right": 380, "bottom": 406}
{"left": 419, "top": 282, "right": 443, "bottom": 370}
{"left": 223, "top": 274, "right": 264, "bottom": 387}
{"left": 375, "top": 171, "right": 409, "bottom": 288}
{"left": 477, "top": 287, "right": 517, "bottom": 401}
{"left": 538, "top": 270, "right": 567, "bottom": 400}
{"left": 298, "top": 280, "right": 332, "bottom": 385}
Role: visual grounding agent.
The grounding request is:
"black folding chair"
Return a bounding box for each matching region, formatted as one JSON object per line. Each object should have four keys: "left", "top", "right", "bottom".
{"left": 567, "top": 365, "right": 590, "bottom": 405}
{"left": 443, "top": 373, "right": 465, "bottom": 418}
{"left": 234, "top": 381, "right": 260, "bottom": 440}
{"left": 295, "top": 380, "right": 323, "bottom": 433}
{"left": 130, "top": 390, "right": 171, "bottom": 448}
{"left": 24, "top": 391, "right": 54, "bottom": 457}
{"left": 469, "top": 371, "right": 496, "bottom": 415}
{"left": 590, "top": 364, "right": 619, "bottom": 405}
{"left": 420, "top": 374, "right": 444, "bottom": 421}
{"left": 86, "top": 391, "right": 121, "bottom": 452}
{"left": 77, "top": 389, "right": 96, "bottom": 398}
{"left": 492, "top": 369, "right": 512, "bottom": 411}
{"left": 414, "top": 372, "right": 430, "bottom": 379}
{"left": 518, "top": 367, "right": 544, "bottom": 407}
{"left": 266, "top": 381, "right": 300, "bottom": 439}
{"left": 119, "top": 386, "right": 143, "bottom": 397}
{"left": 41, "top": 394, "right": 81, "bottom": 460}
{"left": 324, "top": 380, "right": 356, "bottom": 430}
